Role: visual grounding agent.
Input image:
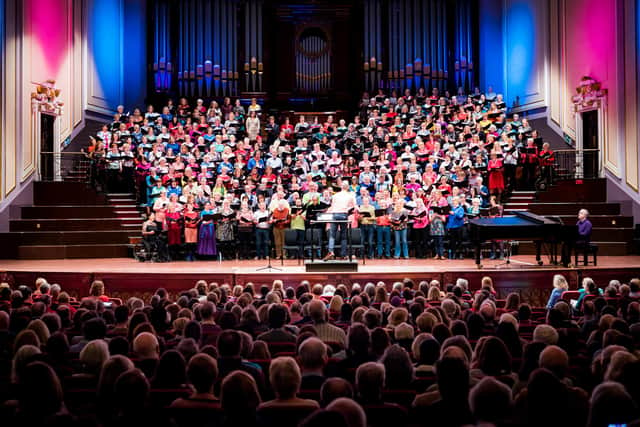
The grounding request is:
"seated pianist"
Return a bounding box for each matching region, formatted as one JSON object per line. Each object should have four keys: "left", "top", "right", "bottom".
{"left": 577, "top": 208, "right": 593, "bottom": 243}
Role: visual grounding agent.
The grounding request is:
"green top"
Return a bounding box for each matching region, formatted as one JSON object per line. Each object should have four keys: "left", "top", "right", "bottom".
{"left": 290, "top": 213, "right": 306, "bottom": 230}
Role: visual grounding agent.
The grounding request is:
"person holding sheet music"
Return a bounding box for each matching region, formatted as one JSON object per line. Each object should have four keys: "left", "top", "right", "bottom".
{"left": 197, "top": 202, "right": 217, "bottom": 258}
{"left": 390, "top": 199, "right": 410, "bottom": 259}
{"left": 271, "top": 199, "right": 290, "bottom": 259}
{"left": 411, "top": 198, "right": 429, "bottom": 259}
{"left": 429, "top": 204, "right": 447, "bottom": 260}
{"left": 289, "top": 199, "right": 306, "bottom": 258}
{"left": 521, "top": 138, "right": 539, "bottom": 189}
{"left": 375, "top": 199, "right": 392, "bottom": 259}
{"left": 216, "top": 199, "right": 237, "bottom": 259}
{"left": 254, "top": 201, "right": 271, "bottom": 260}
{"left": 183, "top": 203, "right": 199, "bottom": 261}
{"left": 488, "top": 151, "right": 505, "bottom": 203}
{"left": 357, "top": 196, "right": 376, "bottom": 259}
{"left": 236, "top": 200, "right": 255, "bottom": 259}
{"left": 538, "top": 142, "right": 555, "bottom": 188}
{"left": 165, "top": 204, "right": 182, "bottom": 260}
{"left": 447, "top": 197, "right": 466, "bottom": 260}
{"left": 105, "top": 144, "right": 122, "bottom": 192}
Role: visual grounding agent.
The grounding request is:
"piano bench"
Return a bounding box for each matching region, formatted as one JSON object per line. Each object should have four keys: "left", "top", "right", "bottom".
{"left": 575, "top": 243, "right": 598, "bottom": 266}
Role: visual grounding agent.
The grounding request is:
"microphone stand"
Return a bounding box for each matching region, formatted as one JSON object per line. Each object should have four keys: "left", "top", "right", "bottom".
{"left": 256, "top": 253, "right": 282, "bottom": 271}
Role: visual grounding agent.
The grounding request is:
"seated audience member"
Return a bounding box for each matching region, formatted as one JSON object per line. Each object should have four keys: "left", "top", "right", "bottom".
{"left": 169, "top": 353, "right": 222, "bottom": 425}
{"left": 258, "top": 356, "right": 319, "bottom": 426}
{"left": 215, "top": 330, "right": 265, "bottom": 395}
{"left": 298, "top": 337, "right": 329, "bottom": 391}
{"left": 257, "top": 303, "right": 297, "bottom": 344}
{"left": 113, "top": 368, "right": 153, "bottom": 425}
{"left": 514, "top": 368, "right": 589, "bottom": 427}
{"left": 355, "top": 362, "right": 407, "bottom": 427}
{"left": 132, "top": 332, "right": 160, "bottom": 378}
{"left": 97, "top": 355, "right": 135, "bottom": 421}
{"left": 468, "top": 377, "right": 513, "bottom": 425}
{"left": 326, "top": 397, "right": 367, "bottom": 427}
{"left": 308, "top": 299, "right": 347, "bottom": 348}
{"left": 220, "top": 370, "right": 262, "bottom": 427}
{"left": 412, "top": 356, "right": 473, "bottom": 426}
{"left": 3, "top": 361, "right": 70, "bottom": 426}
{"left": 320, "top": 378, "right": 354, "bottom": 407}
{"left": 546, "top": 274, "right": 569, "bottom": 309}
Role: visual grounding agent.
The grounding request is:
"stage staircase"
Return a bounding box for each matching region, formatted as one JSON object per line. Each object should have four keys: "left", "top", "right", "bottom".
{"left": 0, "top": 182, "right": 144, "bottom": 259}
{"left": 503, "top": 190, "right": 535, "bottom": 212}
{"left": 514, "top": 178, "right": 634, "bottom": 256}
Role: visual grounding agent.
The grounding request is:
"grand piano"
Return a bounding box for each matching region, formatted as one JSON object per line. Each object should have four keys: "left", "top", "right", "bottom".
{"left": 468, "top": 211, "right": 578, "bottom": 267}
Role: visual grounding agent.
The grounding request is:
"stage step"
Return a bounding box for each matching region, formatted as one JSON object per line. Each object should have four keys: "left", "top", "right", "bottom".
{"left": 17, "top": 244, "right": 130, "bottom": 259}
{"left": 529, "top": 202, "right": 620, "bottom": 216}
{"left": 0, "top": 230, "right": 132, "bottom": 246}
{"left": 34, "top": 182, "right": 107, "bottom": 205}
{"left": 537, "top": 179, "right": 607, "bottom": 203}
{"left": 9, "top": 218, "right": 134, "bottom": 232}
{"left": 21, "top": 205, "right": 118, "bottom": 219}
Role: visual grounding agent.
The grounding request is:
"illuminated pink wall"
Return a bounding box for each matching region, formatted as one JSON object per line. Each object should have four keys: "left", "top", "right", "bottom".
{"left": 23, "top": 0, "right": 81, "bottom": 139}
{"left": 564, "top": 0, "right": 617, "bottom": 91}
{"left": 27, "top": 0, "right": 69, "bottom": 79}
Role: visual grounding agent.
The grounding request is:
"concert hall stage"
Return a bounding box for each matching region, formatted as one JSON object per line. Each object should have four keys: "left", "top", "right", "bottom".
{"left": 2, "top": 256, "right": 640, "bottom": 306}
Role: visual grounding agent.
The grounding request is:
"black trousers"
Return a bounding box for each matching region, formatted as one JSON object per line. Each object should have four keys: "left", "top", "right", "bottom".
{"left": 448, "top": 227, "right": 463, "bottom": 257}
{"left": 412, "top": 227, "right": 428, "bottom": 258}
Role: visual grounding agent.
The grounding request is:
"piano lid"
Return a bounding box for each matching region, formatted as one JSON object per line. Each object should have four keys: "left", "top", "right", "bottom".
{"left": 511, "top": 210, "right": 560, "bottom": 225}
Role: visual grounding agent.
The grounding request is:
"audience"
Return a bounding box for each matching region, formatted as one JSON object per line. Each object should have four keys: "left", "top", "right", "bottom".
{"left": 0, "top": 274, "right": 639, "bottom": 426}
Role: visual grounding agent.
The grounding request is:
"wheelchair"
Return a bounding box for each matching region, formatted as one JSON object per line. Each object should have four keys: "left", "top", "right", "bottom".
{"left": 134, "top": 234, "right": 169, "bottom": 262}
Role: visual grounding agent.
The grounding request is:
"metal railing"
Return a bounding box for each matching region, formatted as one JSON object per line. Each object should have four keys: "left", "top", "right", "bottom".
{"left": 552, "top": 149, "right": 601, "bottom": 181}
{"left": 39, "top": 151, "right": 91, "bottom": 183}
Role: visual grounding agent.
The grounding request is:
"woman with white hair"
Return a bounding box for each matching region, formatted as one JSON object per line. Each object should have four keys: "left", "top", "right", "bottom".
{"left": 546, "top": 274, "right": 569, "bottom": 309}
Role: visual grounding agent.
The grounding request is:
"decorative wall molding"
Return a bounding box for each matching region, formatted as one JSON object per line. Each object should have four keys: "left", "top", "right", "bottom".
{"left": 31, "top": 81, "right": 64, "bottom": 181}
{"left": 570, "top": 77, "right": 607, "bottom": 178}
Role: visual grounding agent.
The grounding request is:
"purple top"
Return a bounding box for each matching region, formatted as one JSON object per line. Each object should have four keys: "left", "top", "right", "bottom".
{"left": 577, "top": 219, "right": 592, "bottom": 241}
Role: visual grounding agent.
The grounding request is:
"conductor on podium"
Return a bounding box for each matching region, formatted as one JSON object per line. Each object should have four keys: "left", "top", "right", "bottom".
{"left": 323, "top": 182, "right": 356, "bottom": 260}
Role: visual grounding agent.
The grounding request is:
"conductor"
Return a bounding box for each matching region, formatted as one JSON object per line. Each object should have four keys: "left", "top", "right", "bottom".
{"left": 323, "top": 182, "right": 356, "bottom": 260}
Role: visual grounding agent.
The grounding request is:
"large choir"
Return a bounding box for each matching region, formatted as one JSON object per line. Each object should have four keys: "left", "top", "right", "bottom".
{"left": 86, "top": 88, "right": 557, "bottom": 262}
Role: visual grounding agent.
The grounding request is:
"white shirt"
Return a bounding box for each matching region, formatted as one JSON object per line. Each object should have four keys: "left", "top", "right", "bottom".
{"left": 330, "top": 190, "right": 356, "bottom": 213}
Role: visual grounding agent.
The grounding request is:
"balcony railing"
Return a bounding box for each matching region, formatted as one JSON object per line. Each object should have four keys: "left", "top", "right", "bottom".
{"left": 552, "top": 149, "right": 601, "bottom": 181}
{"left": 39, "top": 151, "right": 91, "bottom": 183}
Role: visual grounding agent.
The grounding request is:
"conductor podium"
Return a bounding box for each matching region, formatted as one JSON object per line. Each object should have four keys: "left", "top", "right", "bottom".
{"left": 305, "top": 212, "right": 358, "bottom": 272}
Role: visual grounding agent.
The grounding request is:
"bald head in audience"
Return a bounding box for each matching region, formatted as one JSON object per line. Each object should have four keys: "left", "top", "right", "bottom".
{"left": 539, "top": 345, "right": 569, "bottom": 380}
{"left": 326, "top": 397, "right": 366, "bottom": 427}
{"left": 133, "top": 332, "right": 159, "bottom": 360}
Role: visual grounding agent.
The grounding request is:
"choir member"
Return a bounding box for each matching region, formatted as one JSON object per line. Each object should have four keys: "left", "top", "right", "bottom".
{"left": 183, "top": 203, "right": 199, "bottom": 261}
{"left": 411, "top": 198, "right": 429, "bottom": 259}
{"left": 254, "top": 201, "right": 271, "bottom": 260}
{"left": 198, "top": 202, "right": 217, "bottom": 258}
{"left": 390, "top": 199, "right": 410, "bottom": 259}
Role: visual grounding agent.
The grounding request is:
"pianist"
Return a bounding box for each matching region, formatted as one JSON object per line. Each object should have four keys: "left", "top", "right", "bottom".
{"left": 577, "top": 209, "right": 592, "bottom": 243}
{"left": 323, "top": 182, "right": 356, "bottom": 260}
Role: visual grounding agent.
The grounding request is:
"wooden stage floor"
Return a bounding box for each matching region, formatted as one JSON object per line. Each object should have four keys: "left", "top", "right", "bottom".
{"left": 2, "top": 256, "right": 640, "bottom": 306}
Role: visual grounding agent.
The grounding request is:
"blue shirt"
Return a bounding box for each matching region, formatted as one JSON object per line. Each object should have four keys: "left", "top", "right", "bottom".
{"left": 446, "top": 205, "right": 465, "bottom": 229}
{"left": 577, "top": 219, "right": 592, "bottom": 241}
